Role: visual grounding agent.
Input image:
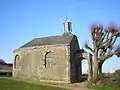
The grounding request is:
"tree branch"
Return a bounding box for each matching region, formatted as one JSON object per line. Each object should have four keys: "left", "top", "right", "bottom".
{"left": 110, "top": 36, "right": 118, "bottom": 46}
{"left": 106, "top": 31, "right": 110, "bottom": 40}
{"left": 98, "top": 31, "right": 107, "bottom": 46}
{"left": 98, "top": 52, "right": 114, "bottom": 62}
{"left": 104, "top": 52, "right": 114, "bottom": 60}
{"left": 85, "top": 44, "right": 94, "bottom": 52}
{"left": 99, "top": 35, "right": 113, "bottom": 49}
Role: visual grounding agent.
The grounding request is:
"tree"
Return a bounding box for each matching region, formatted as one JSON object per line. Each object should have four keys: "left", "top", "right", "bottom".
{"left": 85, "top": 24, "right": 120, "bottom": 82}
{"left": 115, "top": 46, "right": 120, "bottom": 57}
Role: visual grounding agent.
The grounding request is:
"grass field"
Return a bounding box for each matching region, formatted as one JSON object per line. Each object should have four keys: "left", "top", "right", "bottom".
{"left": 87, "top": 84, "right": 120, "bottom": 90}
{"left": 0, "top": 78, "right": 67, "bottom": 90}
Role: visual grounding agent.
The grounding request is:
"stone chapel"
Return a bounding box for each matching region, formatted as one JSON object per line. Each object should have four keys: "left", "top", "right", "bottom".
{"left": 13, "top": 19, "right": 92, "bottom": 83}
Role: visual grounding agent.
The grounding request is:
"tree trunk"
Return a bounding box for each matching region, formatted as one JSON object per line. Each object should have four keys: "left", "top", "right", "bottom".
{"left": 87, "top": 54, "right": 93, "bottom": 82}
{"left": 87, "top": 58, "right": 93, "bottom": 82}
{"left": 93, "top": 60, "right": 98, "bottom": 81}
{"left": 98, "top": 61, "right": 104, "bottom": 74}
{"left": 93, "top": 48, "right": 98, "bottom": 82}
{"left": 98, "top": 64, "right": 102, "bottom": 73}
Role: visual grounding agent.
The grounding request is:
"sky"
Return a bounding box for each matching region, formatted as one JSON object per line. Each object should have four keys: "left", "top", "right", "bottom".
{"left": 0, "top": 0, "right": 120, "bottom": 73}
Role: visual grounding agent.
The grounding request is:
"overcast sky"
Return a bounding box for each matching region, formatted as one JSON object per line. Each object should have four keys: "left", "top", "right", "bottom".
{"left": 0, "top": 0, "right": 120, "bottom": 73}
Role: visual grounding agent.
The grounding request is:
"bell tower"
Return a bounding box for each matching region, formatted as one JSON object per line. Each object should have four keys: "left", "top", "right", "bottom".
{"left": 63, "top": 18, "right": 72, "bottom": 33}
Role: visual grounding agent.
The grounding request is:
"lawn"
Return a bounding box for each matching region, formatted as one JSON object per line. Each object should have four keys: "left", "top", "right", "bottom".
{"left": 87, "top": 84, "right": 120, "bottom": 90}
{"left": 0, "top": 78, "right": 67, "bottom": 90}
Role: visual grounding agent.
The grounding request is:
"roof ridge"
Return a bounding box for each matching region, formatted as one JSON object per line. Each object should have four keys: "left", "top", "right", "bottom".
{"left": 34, "top": 35, "right": 60, "bottom": 39}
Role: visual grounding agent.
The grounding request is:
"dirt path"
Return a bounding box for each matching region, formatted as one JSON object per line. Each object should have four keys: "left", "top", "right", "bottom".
{"left": 58, "top": 83, "right": 86, "bottom": 90}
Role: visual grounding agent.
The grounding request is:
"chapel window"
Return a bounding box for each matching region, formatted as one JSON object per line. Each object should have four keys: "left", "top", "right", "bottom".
{"left": 14, "top": 55, "right": 21, "bottom": 69}
{"left": 44, "top": 51, "right": 54, "bottom": 68}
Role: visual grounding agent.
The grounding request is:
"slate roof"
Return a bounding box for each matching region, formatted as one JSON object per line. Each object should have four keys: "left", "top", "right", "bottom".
{"left": 20, "top": 34, "right": 75, "bottom": 48}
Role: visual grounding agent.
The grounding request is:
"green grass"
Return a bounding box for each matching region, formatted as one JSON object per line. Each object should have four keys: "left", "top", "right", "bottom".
{"left": 0, "top": 78, "right": 67, "bottom": 90}
{"left": 87, "top": 84, "right": 120, "bottom": 90}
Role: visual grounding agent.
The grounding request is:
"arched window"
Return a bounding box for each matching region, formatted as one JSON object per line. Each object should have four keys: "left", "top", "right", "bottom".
{"left": 14, "top": 55, "right": 21, "bottom": 69}
{"left": 44, "top": 51, "right": 54, "bottom": 68}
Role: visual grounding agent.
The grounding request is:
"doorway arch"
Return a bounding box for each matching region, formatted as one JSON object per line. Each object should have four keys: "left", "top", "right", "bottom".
{"left": 75, "top": 50, "right": 93, "bottom": 82}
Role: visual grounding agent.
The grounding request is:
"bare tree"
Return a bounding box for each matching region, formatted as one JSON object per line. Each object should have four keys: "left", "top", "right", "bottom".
{"left": 85, "top": 24, "right": 120, "bottom": 82}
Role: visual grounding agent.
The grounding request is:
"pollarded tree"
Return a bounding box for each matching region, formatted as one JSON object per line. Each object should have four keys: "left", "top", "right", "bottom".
{"left": 85, "top": 24, "right": 120, "bottom": 82}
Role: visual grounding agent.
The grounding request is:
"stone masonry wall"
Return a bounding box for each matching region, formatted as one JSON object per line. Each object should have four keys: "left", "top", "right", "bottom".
{"left": 13, "top": 44, "right": 70, "bottom": 83}
{"left": 70, "top": 35, "right": 81, "bottom": 83}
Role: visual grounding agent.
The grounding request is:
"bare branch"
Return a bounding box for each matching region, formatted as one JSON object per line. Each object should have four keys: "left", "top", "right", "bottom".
{"left": 84, "top": 42, "right": 94, "bottom": 52}
{"left": 98, "top": 31, "right": 107, "bottom": 47}
{"left": 98, "top": 52, "right": 114, "bottom": 62}
{"left": 106, "top": 31, "right": 110, "bottom": 40}
{"left": 115, "top": 45, "right": 120, "bottom": 57}
{"left": 110, "top": 36, "right": 118, "bottom": 46}
{"left": 99, "top": 34, "right": 113, "bottom": 49}
{"left": 104, "top": 52, "right": 114, "bottom": 60}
